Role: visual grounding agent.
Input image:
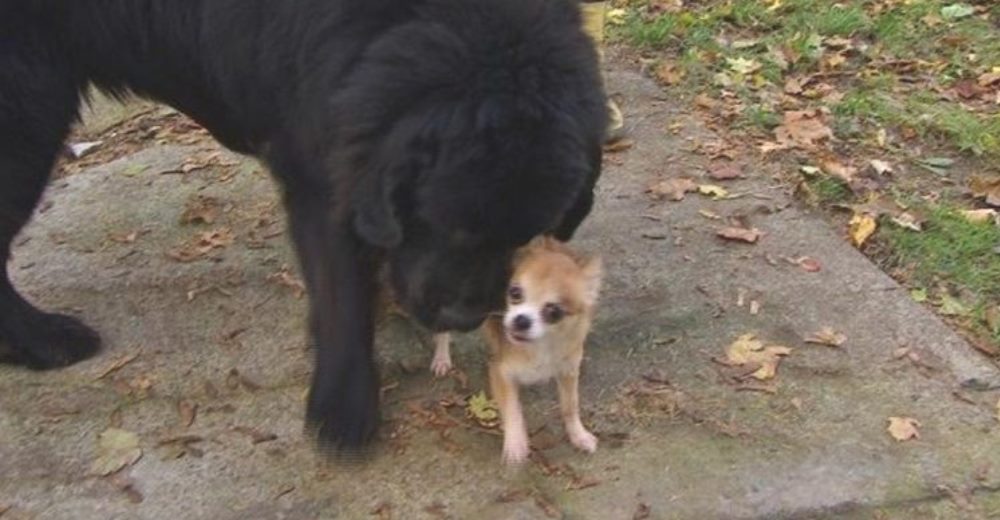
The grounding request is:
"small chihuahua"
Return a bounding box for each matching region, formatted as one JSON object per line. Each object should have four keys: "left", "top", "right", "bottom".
{"left": 431, "top": 236, "right": 602, "bottom": 464}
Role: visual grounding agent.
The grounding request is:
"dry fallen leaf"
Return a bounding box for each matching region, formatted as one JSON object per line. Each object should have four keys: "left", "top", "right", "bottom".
{"left": 723, "top": 334, "right": 792, "bottom": 380}
{"left": 167, "top": 228, "right": 235, "bottom": 262}
{"left": 466, "top": 391, "right": 500, "bottom": 429}
{"left": 177, "top": 400, "right": 197, "bottom": 428}
{"left": 887, "top": 417, "right": 920, "bottom": 442}
{"left": 94, "top": 352, "right": 140, "bottom": 380}
{"left": 693, "top": 93, "right": 718, "bottom": 110}
{"left": 90, "top": 428, "right": 143, "bottom": 476}
{"left": 233, "top": 426, "right": 278, "bottom": 444}
{"left": 180, "top": 195, "right": 223, "bottom": 225}
{"left": 269, "top": 265, "right": 306, "bottom": 299}
{"left": 784, "top": 76, "right": 804, "bottom": 95}
{"left": 960, "top": 209, "right": 998, "bottom": 224}
{"left": 869, "top": 159, "right": 893, "bottom": 175}
{"left": 773, "top": 108, "right": 834, "bottom": 149}
{"left": 969, "top": 175, "right": 1000, "bottom": 207}
{"left": 647, "top": 178, "right": 698, "bottom": 201}
{"left": 795, "top": 256, "right": 822, "bottom": 272}
{"left": 995, "top": 398, "right": 1000, "bottom": 423}
{"left": 820, "top": 156, "right": 857, "bottom": 184}
{"left": 849, "top": 214, "right": 877, "bottom": 247}
{"left": 698, "top": 184, "right": 730, "bottom": 199}
{"left": 603, "top": 139, "right": 634, "bottom": 153}
{"left": 805, "top": 327, "right": 846, "bottom": 347}
{"left": 653, "top": 60, "right": 684, "bottom": 86}
{"left": 707, "top": 163, "right": 744, "bottom": 180}
{"left": 717, "top": 227, "right": 761, "bottom": 243}
{"left": 889, "top": 212, "right": 923, "bottom": 232}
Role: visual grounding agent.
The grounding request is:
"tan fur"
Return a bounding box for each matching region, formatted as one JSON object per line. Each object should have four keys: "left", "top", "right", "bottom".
{"left": 484, "top": 236, "right": 602, "bottom": 464}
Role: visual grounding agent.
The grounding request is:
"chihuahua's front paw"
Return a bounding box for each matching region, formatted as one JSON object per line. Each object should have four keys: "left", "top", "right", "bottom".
{"left": 568, "top": 427, "right": 598, "bottom": 453}
{"left": 430, "top": 352, "right": 452, "bottom": 377}
{"left": 502, "top": 431, "right": 531, "bottom": 464}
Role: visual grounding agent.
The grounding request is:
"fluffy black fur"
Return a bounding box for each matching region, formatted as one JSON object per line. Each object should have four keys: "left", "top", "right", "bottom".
{"left": 0, "top": 0, "right": 606, "bottom": 452}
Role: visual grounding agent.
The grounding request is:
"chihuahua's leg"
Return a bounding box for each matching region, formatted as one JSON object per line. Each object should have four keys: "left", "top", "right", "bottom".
{"left": 490, "top": 362, "right": 530, "bottom": 464}
{"left": 430, "top": 332, "right": 452, "bottom": 377}
{"left": 557, "top": 370, "right": 598, "bottom": 453}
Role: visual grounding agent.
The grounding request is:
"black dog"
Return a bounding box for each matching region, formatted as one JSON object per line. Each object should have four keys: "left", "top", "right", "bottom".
{"left": 0, "top": 0, "right": 606, "bottom": 452}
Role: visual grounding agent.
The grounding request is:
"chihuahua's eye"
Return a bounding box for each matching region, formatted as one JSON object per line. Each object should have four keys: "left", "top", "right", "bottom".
{"left": 542, "top": 303, "right": 565, "bottom": 324}
{"left": 508, "top": 285, "right": 523, "bottom": 303}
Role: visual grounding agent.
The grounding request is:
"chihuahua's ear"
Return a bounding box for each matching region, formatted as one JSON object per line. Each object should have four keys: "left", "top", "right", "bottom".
{"left": 579, "top": 255, "right": 603, "bottom": 305}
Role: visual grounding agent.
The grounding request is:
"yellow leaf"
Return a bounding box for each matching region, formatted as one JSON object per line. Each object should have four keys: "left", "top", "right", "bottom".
{"left": 726, "top": 57, "right": 762, "bottom": 75}
{"left": 90, "top": 428, "right": 143, "bottom": 476}
{"left": 723, "top": 334, "right": 792, "bottom": 380}
{"left": 961, "top": 209, "right": 998, "bottom": 224}
{"left": 465, "top": 391, "right": 499, "bottom": 428}
{"left": 805, "top": 327, "right": 846, "bottom": 347}
{"left": 698, "top": 184, "right": 729, "bottom": 199}
{"left": 606, "top": 8, "right": 627, "bottom": 26}
{"left": 887, "top": 417, "right": 920, "bottom": 442}
{"left": 648, "top": 178, "right": 698, "bottom": 201}
{"left": 849, "top": 214, "right": 877, "bottom": 247}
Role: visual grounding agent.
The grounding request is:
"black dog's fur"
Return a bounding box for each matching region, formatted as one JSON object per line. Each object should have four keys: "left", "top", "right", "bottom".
{"left": 0, "top": 0, "right": 606, "bottom": 452}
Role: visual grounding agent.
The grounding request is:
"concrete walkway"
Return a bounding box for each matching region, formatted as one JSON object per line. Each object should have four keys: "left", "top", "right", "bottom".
{"left": 2, "top": 59, "right": 1000, "bottom": 520}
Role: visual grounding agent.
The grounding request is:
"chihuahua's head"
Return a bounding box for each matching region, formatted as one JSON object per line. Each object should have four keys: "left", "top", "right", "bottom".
{"left": 502, "top": 236, "right": 602, "bottom": 345}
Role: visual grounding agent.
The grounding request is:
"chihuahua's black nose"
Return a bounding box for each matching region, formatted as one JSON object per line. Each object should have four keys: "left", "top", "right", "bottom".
{"left": 512, "top": 314, "right": 532, "bottom": 332}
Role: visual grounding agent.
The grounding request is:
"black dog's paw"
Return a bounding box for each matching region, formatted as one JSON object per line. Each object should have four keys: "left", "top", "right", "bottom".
{"left": 306, "top": 365, "right": 381, "bottom": 459}
{"left": 4, "top": 312, "right": 101, "bottom": 370}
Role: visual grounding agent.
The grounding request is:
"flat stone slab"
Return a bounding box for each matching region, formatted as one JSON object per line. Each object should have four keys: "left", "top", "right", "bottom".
{"left": 2, "top": 61, "right": 1000, "bottom": 520}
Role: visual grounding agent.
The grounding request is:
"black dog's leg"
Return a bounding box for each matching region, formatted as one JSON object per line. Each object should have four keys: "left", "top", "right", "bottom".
{"left": 284, "top": 187, "right": 380, "bottom": 453}
{"left": 0, "top": 53, "right": 100, "bottom": 369}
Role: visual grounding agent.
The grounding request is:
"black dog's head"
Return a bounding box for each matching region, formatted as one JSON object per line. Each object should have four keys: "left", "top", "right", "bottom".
{"left": 337, "top": 0, "right": 607, "bottom": 331}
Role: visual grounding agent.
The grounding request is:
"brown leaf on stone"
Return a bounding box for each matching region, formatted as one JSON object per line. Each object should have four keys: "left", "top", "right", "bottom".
{"left": 177, "top": 400, "right": 197, "bottom": 428}
{"left": 887, "top": 416, "right": 920, "bottom": 441}
{"left": 180, "top": 195, "right": 222, "bottom": 225}
{"left": 233, "top": 426, "right": 277, "bottom": 444}
{"left": 716, "top": 227, "right": 761, "bottom": 243}
{"left": 167, "top": 228, "right": 234, "bottom": 262}
{"left": 107, "top": 474, "right": 144, "bottom": 504}
{"left": 647, "top": 178, "right": 698, "bottom": 201}
{"left": 721, "top": 333, "right": 792, "bottom": 381}
{"left": 707, "top": 162, "right": 745, "bottom": 180}
{"left": 794, "top": 256, "right": 822, "bottom": 272}
{"left": 90, "top": 428, "right": 143, "bottom": 476}
{"left": 268, "top": 264, "right": 306, "bottom": 298}
{"left": 633, "top": 503, "right": 652, "bottom": 520}
{"left": 603, "top": 139, "right": 634, "bottom": 153}
{"left": 370, "top": 502, "right": 392, "bottom": 520}
{"left": 805, "top": 327, "right": 846, "bottom": 347}
{"left": 566, "top": 475, "right": 602, "bottom": 491}
{"left": 94, "top": 352, "right": 140, "bottom": 380}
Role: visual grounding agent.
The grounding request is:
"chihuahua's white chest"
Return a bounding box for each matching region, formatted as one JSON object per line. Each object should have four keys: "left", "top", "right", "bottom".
{"left": 507, "top": 339, "right": 568, "bottom": 386}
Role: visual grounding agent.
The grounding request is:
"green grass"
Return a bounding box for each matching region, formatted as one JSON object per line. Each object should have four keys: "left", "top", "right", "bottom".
{"left": 805, "top": 176, "right": 854, "bottom": 205}
{"left": 882, "top": 206, "right": 1000, "bottom": 344}
{"left": 883, "top": 207, "right": 1000, "bottom": 300}
{"left": 615, "top": 0, "right": 1000, "bottom": 159}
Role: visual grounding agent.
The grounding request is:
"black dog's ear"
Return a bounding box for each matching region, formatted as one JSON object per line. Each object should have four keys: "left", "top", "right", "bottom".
{"left": 553, "top": 141, "right": 602, "bottom": 241}
{"left": 352, "top": 172, "right": 403, "bottom": 249}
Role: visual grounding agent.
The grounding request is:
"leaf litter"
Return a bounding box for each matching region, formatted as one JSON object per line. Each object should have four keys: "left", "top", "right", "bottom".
{"left": 718, "top": 333, "right": 793, "bottom": 381}
{"left": 90, "top": 428, "right": 143, "bottom": 476}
